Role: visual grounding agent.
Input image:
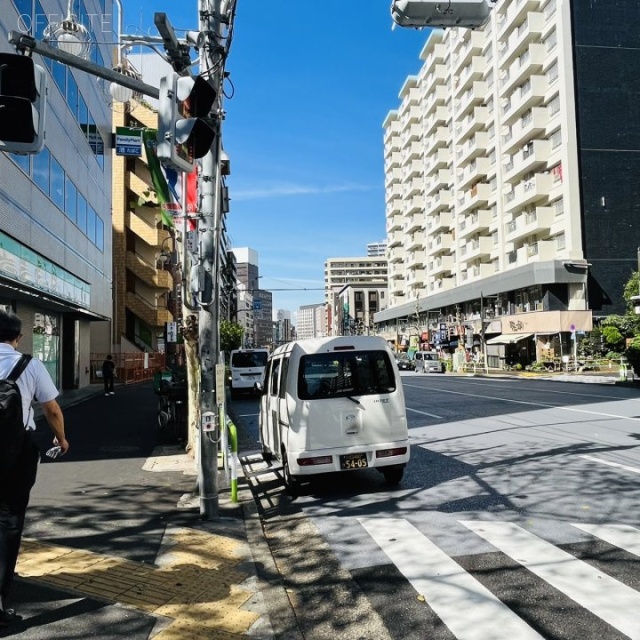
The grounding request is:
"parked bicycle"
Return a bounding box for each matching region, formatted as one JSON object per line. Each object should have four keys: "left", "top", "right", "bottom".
{"left": 154, "top": 370, "right": 187, "bottom": 441}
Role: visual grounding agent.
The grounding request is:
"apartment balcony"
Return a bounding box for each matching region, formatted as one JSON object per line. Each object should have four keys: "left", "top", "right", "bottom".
{"left": 504, "top": 139, "right": 551, "bottom": 183}
{"left": 125, "top": 291, "right": 173, "bottom": 330}
{"left": 384, "top": 122, "right": 402, "bottom": 147}
{"left": 428, "top": 209, "right": 453, "bottom": 233}
{"left": 406, "top": 267, "right": 426, "bottom": 289}
{"left": 384, "top": 151, "right": 402, "bottom": 169}
{"left": 385, "top": 167, "right": 403, "bottom": 188}
{"left": 455, "top": 80, "right": 488, "bottom": 117}
{"left": 421, "top": 63, "right": 448, "bottom": 92}
{"left": 407, "top": 229, "right": 426, "bottom": 251}
{"left": 525, "top": 239, "right": 556, "bottom": 263}
{"left": 387, "top": 229, "right": 404, "bottom": 248}
{"left": 127, "top": 208, "right": 164, "bottom": 247}
{"left": 458, "top": 208, "right": 492, "bottom": 239}
{"left": 505, "top": 205, "right": 555, "bottom": 243}
{"left": 463, "top": 235, "right": 493, "bottom": 261}
{"left": 502, "top": 75, "right": 547, "bottom": 124}
{"left": 425, "top": 168, "right": 451, "bottom": 195}
{"left": 425, "top": 125, "right": 450, "bottom": 153}
{"left": 405, "top": 210, "right": 425, "bottom": 232}
{"left": 390, "top": 275, "right": 407, "bottom": 297}
{"left": 388, "top": 246, "right": 405, "bottom": 263}
{"left": 452, "top": 29, "right": 486, "bottom": 69}
{"left": 422, "top": 39, "right": 447, "bottom": 74}
{"left": 407, "top": 248, "right": 427, "bottom": 268}
{"left": 126, "top": 251, "right": 174, "bottom": 289}
{"left": 403, "top": 177, "right": 424, "bottom": 198}
{"left": 453, "top": 56, "right": 487, "bottom": 99}
{"left": 457, "top": 182, "right": 491, "bottom": 215}
{"left": 455, "top": 131, "right": 490, "bottom": 166}
{"left": 499, "top": 12, "right": 545, "bottom": 66}
{"left": 430, "top": 254, "right": 454, "bottom": 277}
{"left": 468, "top": 262, "right": 495, "bottom": 281}
{"left": 499, "top": 43, "right": 546, "bottom": 97}
{"left": 401, "top": 141, "right": 423, "bottom": 164}
{"left": 401, "top": 123, "right": 423, "bottom": 148}
{"left": 426, "top": 188, "right": 452, "bottom": 215}
{"left": 503, "top": 173, "right": 553, "bottom": 210}
{"left": 386, "top": 212, "right": 403, "bottom": 233}
{"left": 433, "top": 275, "right": 456, "bottom": 293}
{"left": 402, "top": 159, "right": 423, "bottom": 181}
{"left": 425, "top": 147, "right": 451, "bottom": 175}
{"left": 457, "top": 157, "right": 491, "bottom": 191}
{"left": 502, "top": 106, "right": 549, "bottom": 154}
{"left": 386, "top": 181, "right": 404, "bottom": 201}
{"left": 455, "top": 105, "right": 490, "bottom": 142}
{"left": 428, "top": 232, "right": 454, "bottom": 257}
{"left": 424, "top": 84, "right": 449, "bottom": 115}
{"left": 424, "top": 105, "right": 449, "bottom": 133}
{"left": 386, "top": 195, "right": 403, "bottom": 216}
{"left": 496, "top": 0, "right": 541, "bottom": 40}
{"left": 404, "top": 195, "right": 424, "bottom": 217}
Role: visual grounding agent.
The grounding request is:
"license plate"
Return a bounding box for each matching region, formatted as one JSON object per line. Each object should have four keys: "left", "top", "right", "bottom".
{"left": 340, "top": 452, "right": 368, "bottom": 470}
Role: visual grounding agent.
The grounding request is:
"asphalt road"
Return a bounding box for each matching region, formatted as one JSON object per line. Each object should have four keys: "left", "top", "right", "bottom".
{"left": 237, "top": 373, "right": 640, "bottom": 640}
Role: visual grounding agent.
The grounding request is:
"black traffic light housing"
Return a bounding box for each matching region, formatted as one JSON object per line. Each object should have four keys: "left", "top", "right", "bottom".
{"left": 0, "top": 53, "right": 47, "bottom": 154}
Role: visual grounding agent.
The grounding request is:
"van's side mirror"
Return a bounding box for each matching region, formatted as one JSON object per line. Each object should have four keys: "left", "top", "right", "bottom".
{"left": 254, "top": 381, "right": 263, "bottom": 394}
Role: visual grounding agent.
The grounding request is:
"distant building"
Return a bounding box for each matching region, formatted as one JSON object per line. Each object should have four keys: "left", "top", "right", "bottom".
{"left": 297, "top": 303, "right": 326, "bottom": 339}
{"left": 232, "top": 248, "right": 273, "bottom": 349}
{"left": 367, "top": 241, "right": 387, "bottom": 257}
{"left": 274, "top": 309, "right": 294, "bottom": 346}
{"left": 324, "top": 257, "right": 388, "bottom": 336}
{"left": 336, "top": 284, "right": 388, "bottom": 336}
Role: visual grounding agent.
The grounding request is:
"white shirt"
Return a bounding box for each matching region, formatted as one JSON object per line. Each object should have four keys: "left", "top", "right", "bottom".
{"left": 0, "top": 343, "right": 59, "bottom": 430}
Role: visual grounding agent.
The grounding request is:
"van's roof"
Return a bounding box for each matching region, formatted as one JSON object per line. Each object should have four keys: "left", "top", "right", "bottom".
{"left": 230, "top": 348, "right": 269, "bottom": 353}
{"left": 272, "top": 336, "right": 389, "bottom": 357}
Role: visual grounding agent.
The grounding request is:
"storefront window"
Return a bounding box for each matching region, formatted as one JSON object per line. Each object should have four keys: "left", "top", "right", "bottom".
{"left": 33, "top": 313, "right": 59, "bottom": 388}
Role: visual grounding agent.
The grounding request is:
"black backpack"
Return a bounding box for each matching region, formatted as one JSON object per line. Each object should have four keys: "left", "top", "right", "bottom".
{"left": 0, "top": 354, "right": 32, "bottom": 474}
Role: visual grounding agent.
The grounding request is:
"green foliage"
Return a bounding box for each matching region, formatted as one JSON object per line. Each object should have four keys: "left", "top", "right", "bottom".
{"left": 625, "top": 336, "right": 640, "bottom": 376}
{"left": 601, "top": 325, "right": 624, "bottom": 349}
{"left": 623, "top": 271, "right": 640, "bottom": 308}
{"left": 600, "top": 313, "right": 640, "bottom": 337}
{"left": 220, "top": 320, "right": 243, "bottom": 356}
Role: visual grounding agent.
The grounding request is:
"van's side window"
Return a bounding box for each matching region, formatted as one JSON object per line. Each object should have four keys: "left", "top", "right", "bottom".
{"left": 279, "top": 358, "right": 289, "bottom": 399}
{"left": 271, "top": 358, "right": 281, "bottom": 396}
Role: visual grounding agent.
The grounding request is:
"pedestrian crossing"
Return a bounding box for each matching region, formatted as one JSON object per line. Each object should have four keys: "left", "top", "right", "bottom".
{"left": 358, "top": 518, "right": 640, "bottom": 640}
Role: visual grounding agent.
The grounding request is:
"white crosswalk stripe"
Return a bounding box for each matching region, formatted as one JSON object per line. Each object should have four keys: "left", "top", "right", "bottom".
{"left": 360, "top": 518, "right": 640, "bottom": 640}
{"left": 461, "top": 520, "right": 640, "bottom": 640}
{"left": 571, "top": 522, "right": 640, "bottom": 557}
{"left": 359, "top": 518, "right": 544, "bottom": 640}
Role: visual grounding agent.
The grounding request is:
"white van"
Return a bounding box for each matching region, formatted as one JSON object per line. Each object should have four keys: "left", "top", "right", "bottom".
{"left": 229, "top": 349, "right": 269, "bottom": 400}
{"left": 414, "top": 350, "right": 445, "bottom": 373}
{"left": 257, "top": 336, "right": 410, "bottom": 494}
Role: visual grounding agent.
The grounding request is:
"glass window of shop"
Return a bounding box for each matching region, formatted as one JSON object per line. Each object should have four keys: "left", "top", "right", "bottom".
{"left": 33, "top": 312, "right": 59, "bottom": 388}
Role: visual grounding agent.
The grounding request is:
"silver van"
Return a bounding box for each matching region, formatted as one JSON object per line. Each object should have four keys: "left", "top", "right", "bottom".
{"left": 414, "top": 350, "right": 445, "bottom": 373}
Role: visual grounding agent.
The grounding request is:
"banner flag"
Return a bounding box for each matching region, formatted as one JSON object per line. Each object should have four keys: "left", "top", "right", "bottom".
{"left": 143, "top": 129, "right": 197, "bottom": 228}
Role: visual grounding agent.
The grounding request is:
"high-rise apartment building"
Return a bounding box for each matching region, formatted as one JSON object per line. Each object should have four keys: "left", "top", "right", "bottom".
{"left": 0, "top": 0, "right": 114, "bottom": 390}
{"left": 367, "top": 241, "right": 387, "bottom": 257}
{"left": 377, "top": 0, "right": 637, "bottom": 365}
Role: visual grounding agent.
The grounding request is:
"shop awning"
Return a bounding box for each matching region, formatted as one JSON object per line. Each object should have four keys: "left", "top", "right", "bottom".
{"left": 486, "top": 333, "right": 533, "bottom": 345}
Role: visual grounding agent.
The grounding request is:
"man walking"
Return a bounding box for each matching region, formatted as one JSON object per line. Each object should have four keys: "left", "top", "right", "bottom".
{"left": 101, "top": 354, "right": 115, "bottom": 396}
{"left": 0, "top": 310, "right": 68, "bottom": 625}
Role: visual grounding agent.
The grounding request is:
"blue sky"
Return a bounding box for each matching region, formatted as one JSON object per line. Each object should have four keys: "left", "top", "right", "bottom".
{"left": 125, "top": 1, "right": 429, "bottom": 320}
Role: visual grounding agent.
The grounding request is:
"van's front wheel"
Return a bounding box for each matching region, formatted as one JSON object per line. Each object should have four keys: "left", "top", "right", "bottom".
{"left": 283, "top": 452, "right": 300, "bottom": 496}
{"left": 382, "top": 466, "right": 404, "bottom": 486}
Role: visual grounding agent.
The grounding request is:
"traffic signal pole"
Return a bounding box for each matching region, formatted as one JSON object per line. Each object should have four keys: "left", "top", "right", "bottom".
{"left": 197, "top": 0, "right": 227, "bottom": 519}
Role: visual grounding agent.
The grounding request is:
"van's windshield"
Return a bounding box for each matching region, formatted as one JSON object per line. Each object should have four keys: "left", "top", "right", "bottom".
{"left": 231, "top": 351, "right": 268, "bottom": 368}
{"left": 298, "top": 351, "right": 396, "bottom": 400}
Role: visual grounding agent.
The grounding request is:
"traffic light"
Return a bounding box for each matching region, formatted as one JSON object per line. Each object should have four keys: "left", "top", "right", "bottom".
{"left": 0, "top": 53, "right": 47, "bottom": 155}
{"left": 390, "top": 0, "right": 494, "bottom": 29}
{"left": 157, "top": 72, "right": 216, "bottom": 173}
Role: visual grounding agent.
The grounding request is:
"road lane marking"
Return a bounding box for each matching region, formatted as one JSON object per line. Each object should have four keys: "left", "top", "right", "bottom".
{"left": 579, "top": 455, "right": 640, "bottom": 475}
{"left": 571, "top": 523, "right": 640, "bottom": 556}
{"left": 406, "top": 407, "right": 443, "bottom": 419}
{"left": 403, "top": 384, "right": 640, "bottom": 423}
{"left": 461, "top": 520, "right": 640, "bottom": 640}
{"left": 359, "top": 518, "right": 543, "bottom": 640}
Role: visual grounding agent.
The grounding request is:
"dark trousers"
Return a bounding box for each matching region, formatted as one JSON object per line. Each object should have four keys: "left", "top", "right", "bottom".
{"left": 103, "top": 374, "right": 114, "bottom": 393}
{"left": 0, "top": 433, "right": 39, "bottom": 603}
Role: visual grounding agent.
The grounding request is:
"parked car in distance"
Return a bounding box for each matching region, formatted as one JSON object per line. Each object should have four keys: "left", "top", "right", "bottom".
{"left": 395, "top": 354, "right": 415, "bottom": 371}
{"left": 414, "top": 350, "right": 445, "bottom": 373}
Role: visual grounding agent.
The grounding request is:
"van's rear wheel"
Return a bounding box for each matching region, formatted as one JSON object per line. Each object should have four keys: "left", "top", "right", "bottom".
{"left": 283, "top": 452, "right": 300, "bottom": 496}
{"left": 382, "top": 466, "right": 404, "bottom": 486}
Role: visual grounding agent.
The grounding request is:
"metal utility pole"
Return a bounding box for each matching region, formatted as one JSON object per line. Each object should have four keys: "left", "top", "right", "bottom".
{"left": 197, "top": 0, "right": 227, "bottom": 519}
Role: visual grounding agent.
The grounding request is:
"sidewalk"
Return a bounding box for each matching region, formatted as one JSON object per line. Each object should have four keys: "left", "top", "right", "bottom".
{"left": 4, "top": 382, "right": 296, "bottom": 640}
